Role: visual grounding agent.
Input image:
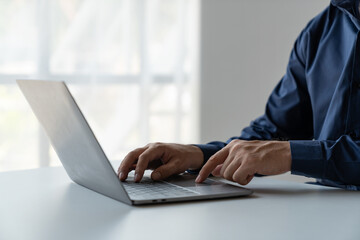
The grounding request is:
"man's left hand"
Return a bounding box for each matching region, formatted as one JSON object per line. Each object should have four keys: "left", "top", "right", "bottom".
{"left": 195, "top": 140, "right": 291, "bottom": 185}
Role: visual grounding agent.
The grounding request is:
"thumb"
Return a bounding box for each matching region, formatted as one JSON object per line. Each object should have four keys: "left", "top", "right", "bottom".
{"left": 151, "top": 161, "right": 180, "bottom": 181}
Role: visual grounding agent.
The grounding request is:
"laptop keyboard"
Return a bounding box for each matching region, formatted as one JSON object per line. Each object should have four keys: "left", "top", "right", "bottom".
{"left": 122, "top": 177, "right": 200, "bottom": 200}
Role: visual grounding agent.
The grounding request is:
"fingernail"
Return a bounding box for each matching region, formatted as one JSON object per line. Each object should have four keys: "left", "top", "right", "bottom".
{"left": 119, "top": 172, "right": 124, "bottom": 180}
{"left": 195, "top": 175, "right": 201, "bottom": 183}
{"left": 152, "top": 171, "right": 161, "bottom": 180}
{"left": 134, "top": 173, "right": 140, "bottom": 182}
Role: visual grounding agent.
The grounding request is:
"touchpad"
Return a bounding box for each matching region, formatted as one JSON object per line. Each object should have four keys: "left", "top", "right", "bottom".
{"left": 165, "top": 174, "right": 223, "bottom": 187}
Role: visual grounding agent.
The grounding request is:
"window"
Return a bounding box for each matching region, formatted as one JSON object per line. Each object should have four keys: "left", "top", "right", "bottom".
{"left": 0, "top": 0, "right": 199, "bottom": 171}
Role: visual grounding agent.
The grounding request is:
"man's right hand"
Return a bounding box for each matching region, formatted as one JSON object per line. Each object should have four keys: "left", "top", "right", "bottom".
{"left": 117, "top": 143, "right": 204, "bottom": 182}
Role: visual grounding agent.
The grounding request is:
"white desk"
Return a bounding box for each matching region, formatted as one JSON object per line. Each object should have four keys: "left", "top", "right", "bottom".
{"left": 0, "top": 166, "right": 359, "bottom": 240}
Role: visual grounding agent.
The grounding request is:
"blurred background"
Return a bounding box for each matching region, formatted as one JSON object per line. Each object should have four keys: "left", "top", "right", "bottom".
{"left": 0, "top": 0, "right": 328, "bottom": 172}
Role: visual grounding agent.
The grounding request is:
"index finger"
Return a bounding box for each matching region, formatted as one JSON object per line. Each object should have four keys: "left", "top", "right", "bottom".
{"left": 195, "top": 147, "right": 229, "bottom": 183}
{"left": 118, "top": 147, "right": 146, "bottom": 181}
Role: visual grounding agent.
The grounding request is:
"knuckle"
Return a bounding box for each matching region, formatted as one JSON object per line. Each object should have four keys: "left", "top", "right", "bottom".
{"left": 148, "top": 142, "right": 164, "bottom": 151}
{"left": 208, "top": 156, "right": 216, "bottom": 163}
{"left": 127, "top": 149, "right": 139, "bottom": 158}
{"left": 146, "top": 142, "right": 161, "bottom": 148}
{"left": 229, "top": 141, "right": 243, "bottom": 151}
{"left": 233, "top": 174, "right": 247, "bottom": 185}
{"left": 152, "top": 142, "right": 162, "bottom": 147}
{"left": 126, "top": 148, "right": 143, "bottom": 159}
{"left": 229, "top": 139, "right": 241, "bottom": 145}
{"left": 137, "top": 156, "right": 148, "bottom": 165}
{"left": 222, "top": 170, "right": 233, "bottom": 181}
{"left": 223, "top": 172, "right": 230, "bottom": 180}
{"left": 137, "top": 154, "right": 150, "bottom": 167}
{"left": 225, "top": 175, "right": 233, "bottom": 181}
{"left": 243, "top": 144, "right": 253, "bottom": 152}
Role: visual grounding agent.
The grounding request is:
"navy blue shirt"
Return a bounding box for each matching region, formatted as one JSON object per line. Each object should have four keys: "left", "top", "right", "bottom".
{"left": 196, "top": 0, "right": 360, "bottom": 190}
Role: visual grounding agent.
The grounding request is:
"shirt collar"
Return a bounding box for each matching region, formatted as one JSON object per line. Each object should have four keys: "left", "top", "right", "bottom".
{"left": 331, "top": 0, "right": 357, "bottom": 11}
{"left": 331, "top": 0, "right": 356, "bottom": 6}
{"left": 331, "top": 0, "right": 360, "bottom": 25}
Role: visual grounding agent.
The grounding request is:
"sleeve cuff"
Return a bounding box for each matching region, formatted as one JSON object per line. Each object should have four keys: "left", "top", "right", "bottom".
{"left": 195, "top": 144, "right": 223, "bottom": 162}
{"left": 186, "top": 144, "right": 223, "bottom": 174}
{"left": 290, "top": 140, "right": 324, "bottom": 179}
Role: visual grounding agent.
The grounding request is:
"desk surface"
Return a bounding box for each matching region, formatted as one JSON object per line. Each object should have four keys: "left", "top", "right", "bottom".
{"left": 0, "top": 166, "right": 359, "bottom": 240}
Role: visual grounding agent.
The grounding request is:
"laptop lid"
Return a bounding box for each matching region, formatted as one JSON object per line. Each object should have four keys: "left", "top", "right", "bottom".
{"left": 17, "top": 80, "right": 132, "bottom": 205}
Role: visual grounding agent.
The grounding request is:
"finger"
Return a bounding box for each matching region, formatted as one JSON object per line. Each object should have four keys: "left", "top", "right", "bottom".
{"left": 222, "top": 159, "right": 242, "bottom": 181}
{"left": 220, "top": 154, "right": 235, "bottom": 177}
{"left": 119, "top": 164, "right": 136, "bottom": 175}
{"left": 219, "top": 149, "right": 237, "bottom": 176}
{"left": 211, "top": 164, "right": 223, "bottom": 177}
{"left": 150, "top": 159, "right": 181, "bottom": 181}
{"left": 196, "top": 148, "right": 229, "bottom": 183}
{"left": 232, "top": 165, "right": 255, "bottom": 185}
{"left": 118, "top": 147, "right": 146, "bottom": 181}
{"left": 134, "top": 145, "right": 166, "bottom": 182}
{"left": 246, "top": 174, "right": 255, "bottom": 184}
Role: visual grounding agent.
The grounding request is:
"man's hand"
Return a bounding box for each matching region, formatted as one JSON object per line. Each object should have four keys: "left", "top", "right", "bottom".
{"left": 195, "top": 140, "right": 291, "bottom": 185}
{"left": 118, "top": 143, "right": 204, "bottom": 182}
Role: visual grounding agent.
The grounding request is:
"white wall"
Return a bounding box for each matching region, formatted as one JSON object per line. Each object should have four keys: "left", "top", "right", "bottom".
{"left": 199, "top": 0, "right": 330, "bottom": 143}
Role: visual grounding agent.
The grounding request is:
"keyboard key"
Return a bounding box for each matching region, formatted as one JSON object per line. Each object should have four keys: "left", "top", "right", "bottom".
{"left": 122, "top": 179, "right": 200, "bottom": 200}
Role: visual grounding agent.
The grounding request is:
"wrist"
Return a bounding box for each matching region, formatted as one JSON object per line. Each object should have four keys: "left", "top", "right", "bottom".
{"left": 278, "top": 141, "right": 292, "bottom": 172}
{"left": 187, "top": 145, "right": 204, "bottom": 170}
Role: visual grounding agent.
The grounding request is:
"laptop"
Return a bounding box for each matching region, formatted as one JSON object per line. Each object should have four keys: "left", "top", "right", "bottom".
{"left": 17, "top": 80, "right": 253, "bottom": 205}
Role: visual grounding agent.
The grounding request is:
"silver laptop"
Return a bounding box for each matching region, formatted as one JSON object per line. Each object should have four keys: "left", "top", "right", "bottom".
{"left": 17, "top": 80, "right": 253, "bottom": 205}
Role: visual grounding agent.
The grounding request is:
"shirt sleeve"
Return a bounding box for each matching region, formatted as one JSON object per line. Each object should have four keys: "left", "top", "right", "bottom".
{"left": 195, "top": 27, "right": 314, "bottom": 164}
{"left": 291, "top": 136, "right": 360, "bottom": 186}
